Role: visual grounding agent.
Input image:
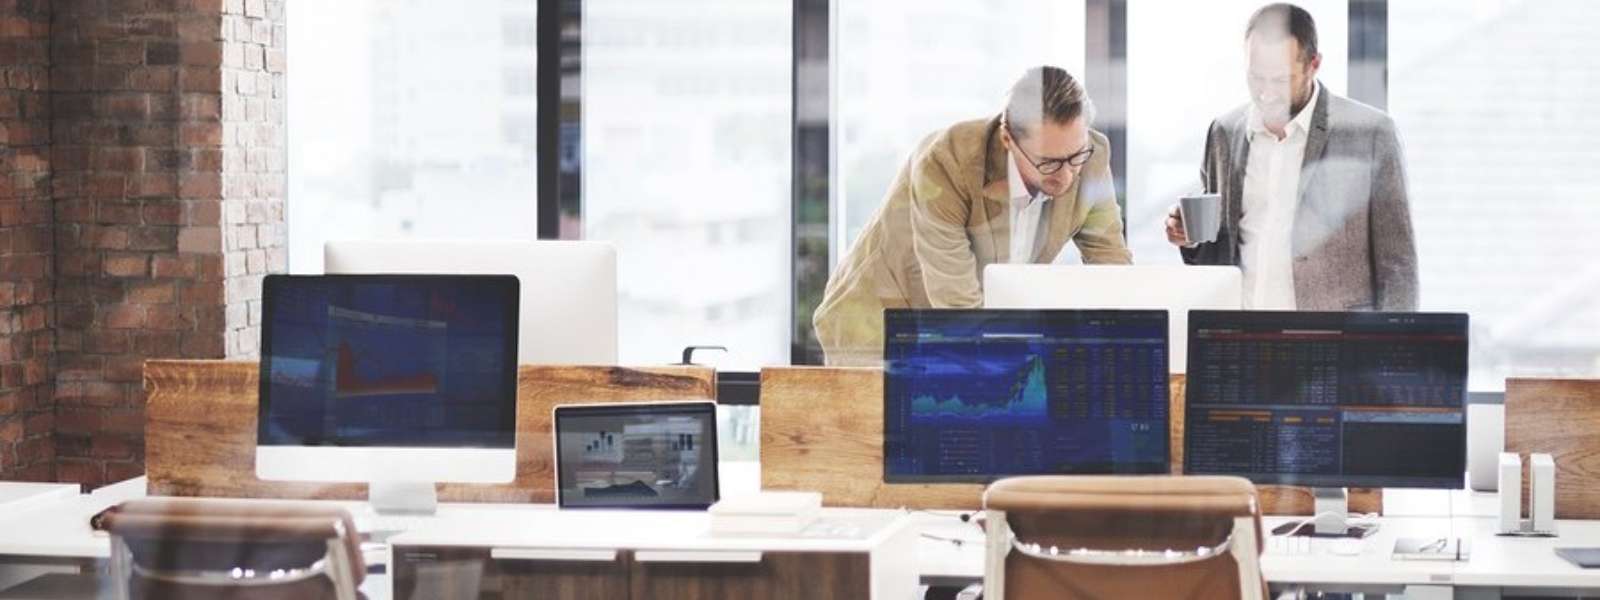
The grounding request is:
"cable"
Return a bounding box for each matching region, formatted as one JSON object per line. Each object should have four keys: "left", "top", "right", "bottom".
{"left": 920, "top": 532, "right": 987, "bottom": 547}
{"left": 904, "top": 508, "right": 977, "bottom": 523}
{"left": 905, "top": 508, "right": 985, "bottom": 546}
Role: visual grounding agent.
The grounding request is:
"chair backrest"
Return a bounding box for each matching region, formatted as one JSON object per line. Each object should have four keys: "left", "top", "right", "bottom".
{"left": 982, "top": 476, "right": 1265, "bottom": 600}
{"left": 101, "top": 498, "right": 364, "bottom": 600}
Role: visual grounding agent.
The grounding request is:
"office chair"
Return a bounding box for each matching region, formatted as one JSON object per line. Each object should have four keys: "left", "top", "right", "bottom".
{"left": 979, "top": 476, "right": 1266, "bottom": 600}
{"left": 101, "top": 497, "right": 364, "bottom": 600}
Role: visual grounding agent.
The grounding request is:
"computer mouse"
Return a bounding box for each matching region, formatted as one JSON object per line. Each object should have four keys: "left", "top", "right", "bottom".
{"left": 1328, "top": 538, "right": 1362, "bottom": 556}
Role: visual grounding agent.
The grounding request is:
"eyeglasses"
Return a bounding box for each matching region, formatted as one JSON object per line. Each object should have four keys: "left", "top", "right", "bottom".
{"left": 1007, "top": 126, "right": 1095, "bottom": 175}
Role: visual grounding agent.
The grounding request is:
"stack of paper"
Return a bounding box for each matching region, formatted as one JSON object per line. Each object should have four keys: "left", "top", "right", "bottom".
{"left": 708, "top": 491, "right": 822, "bottom": 535}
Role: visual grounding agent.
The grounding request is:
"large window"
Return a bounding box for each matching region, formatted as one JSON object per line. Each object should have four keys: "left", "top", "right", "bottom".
{"left": 1390, "top": 0, "right": 1600, "bottom": 388}
{"left": 1124, "top": 0, "right": 1348, "bottom": 267}
{"left": 837, "top": 1, "right": 1086, "bottom": 253}
{"left": 285, "top": 1, "right": 1600, "bottom": 385}
{"left": 287, "top": 0, "right": 538, "bottom": 274}
{"left": 582, "top": 0, "right": 792, "bottom": 369}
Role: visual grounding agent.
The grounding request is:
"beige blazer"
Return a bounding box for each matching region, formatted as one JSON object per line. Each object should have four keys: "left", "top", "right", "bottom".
{"left": 813, "top": 116, "right": 1132, "bottom": 366}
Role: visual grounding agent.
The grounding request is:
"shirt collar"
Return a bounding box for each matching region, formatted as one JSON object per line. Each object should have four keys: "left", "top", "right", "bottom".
{"left": 1006, "top": 150, "right": 1050, "bottom": 205}
{"left": 1248, "top": 80, "right": 1320, "bottom": 138}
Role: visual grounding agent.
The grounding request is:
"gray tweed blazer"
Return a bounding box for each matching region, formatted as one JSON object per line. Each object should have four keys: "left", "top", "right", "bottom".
{"left": 1180, "top": 84, "right": 1419, "bottom": 311}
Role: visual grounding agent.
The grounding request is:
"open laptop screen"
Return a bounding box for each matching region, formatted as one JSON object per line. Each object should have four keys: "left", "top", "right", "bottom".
{"left": 554, "top": 401, "right": 719, "bottom": 509}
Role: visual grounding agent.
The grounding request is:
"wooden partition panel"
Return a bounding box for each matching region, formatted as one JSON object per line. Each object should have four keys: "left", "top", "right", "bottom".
{"left": 144, "top": 360, "right": 716, "bottom": 502}
{"left": 761, "top": 367, "right": 1378, "bottom": 514}
{"left": 1506, "top": 377, "right": 1600, "bottom": 519}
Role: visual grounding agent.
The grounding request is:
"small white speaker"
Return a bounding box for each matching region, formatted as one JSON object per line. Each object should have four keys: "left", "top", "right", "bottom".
{"left": 1498, "top": 453, "right": 1521, "bottom": 534}
{"left": 1531, "top": 453, "right": 1556, "bottom": 533}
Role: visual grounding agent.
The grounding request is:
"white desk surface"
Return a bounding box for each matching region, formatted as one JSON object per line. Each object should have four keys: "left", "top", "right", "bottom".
{"left": 0, "top": 493, "right": 120, "bottom": 559}
{"left": 391, "top": 506, "right": 909, "bottom": 554}
{"left": 0, "top": 494, "right": 904, "bottom": 559}
{"left": 0, "top": 483, "right": 78, "bottom": 513}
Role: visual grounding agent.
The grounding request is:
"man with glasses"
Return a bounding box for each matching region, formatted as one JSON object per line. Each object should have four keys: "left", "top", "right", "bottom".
{"left": 1165, "top": 3, "right": 1417, "bottom": 311}
{"left": 814, "top": 66, "right": 1131, "bottom": 366}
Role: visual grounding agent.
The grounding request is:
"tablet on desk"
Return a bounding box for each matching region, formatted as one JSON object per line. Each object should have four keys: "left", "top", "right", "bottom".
{"left": 554, "top": 401, "right": 719, "bottom": 510}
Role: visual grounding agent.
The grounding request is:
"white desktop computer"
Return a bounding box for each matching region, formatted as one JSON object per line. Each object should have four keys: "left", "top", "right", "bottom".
{"left": 324, "top": 239, "right": 618, "bottom": 366}
{"left": 256, "top": 274, "right": 521, "bottom": 516}
{"left": 982, "top": 264, "right": 1242, "bottom": 373}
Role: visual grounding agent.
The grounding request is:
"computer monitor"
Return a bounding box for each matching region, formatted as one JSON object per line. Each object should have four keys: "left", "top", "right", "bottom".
{"left": 1184, "top": 310, "right": 1468, "bottom": 536}
{"left": 883, "top": 309, "right": 1170, "bottom": 483}
{"left": 257, "top": 274, "right": 520, "bottom": 514}
{"left": 982, "top": 264, "right": 1242, "bottom": 373}
{"left": 324, "top": 239, "right": 617, "bottom": 366}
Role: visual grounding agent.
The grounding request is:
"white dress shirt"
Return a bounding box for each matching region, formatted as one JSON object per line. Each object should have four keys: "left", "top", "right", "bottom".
{"left": 1005, "top": 152, "right": 1050, "bottom": 264}
{"left": 1239, "top": 82, "right": 1320, "bottom": 310}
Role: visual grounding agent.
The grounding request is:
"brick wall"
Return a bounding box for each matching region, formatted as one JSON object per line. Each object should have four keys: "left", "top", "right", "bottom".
{"left": 44, "top": 0, "right": 285, "bottom": 488}
{"left": 0, "top": 0, "right": 54, "bottom": 482}
{"left": 219, "top": 0, "right": 285, "bottom": 359}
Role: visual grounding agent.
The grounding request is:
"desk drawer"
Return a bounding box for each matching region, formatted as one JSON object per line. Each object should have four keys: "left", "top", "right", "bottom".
{"left": 629, "top": 550, "right": 869, "bottom": 600}
{"left": 393, "top": 545, "right": 628, "bottom": 600}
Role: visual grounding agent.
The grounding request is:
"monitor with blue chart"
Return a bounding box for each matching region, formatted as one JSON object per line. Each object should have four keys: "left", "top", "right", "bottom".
{"left": 883, "top": 309, "right": 1170, "bottom": 483}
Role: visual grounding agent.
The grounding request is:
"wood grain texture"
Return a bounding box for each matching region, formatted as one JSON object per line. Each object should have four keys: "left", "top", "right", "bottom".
{"left": 629, "top": 552, "right": 870, "bottom": 600}
{"left": 1506, "top": 378, "right": 1600, "bottom": 519}
{"left": 760, "top": 366, "right": 985, "bottom": 509}
{"left": 394, "top": 546, "right": 629, "bottom": 600}
{"left": 144, "top": 360, "right": 715, "bottom": 503}
{"left": 762, "top": 368, "right": 1378, "bottom": 515}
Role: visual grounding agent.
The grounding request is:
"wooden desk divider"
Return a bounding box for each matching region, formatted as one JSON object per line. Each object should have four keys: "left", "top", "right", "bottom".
{"left": 760, "top": 366, "right": 1379, "bottom": 515}
{"left": 144, "top": 360, "right": 716, "bottom": 503}
{"left": 1506, "top": 377, "right": 1600, "bottom": 519}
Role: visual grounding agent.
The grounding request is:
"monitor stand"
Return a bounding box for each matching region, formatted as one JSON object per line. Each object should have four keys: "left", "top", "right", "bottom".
{"left": 369, "top": 481, "right": 438, "bottom": 516}
{"left": 1271, "top": 488, "right": 1378, "bottom": 539}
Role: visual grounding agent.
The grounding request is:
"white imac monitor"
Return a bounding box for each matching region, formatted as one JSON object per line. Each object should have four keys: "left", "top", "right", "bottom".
{"left": 256, "top": 274, "right": 520, "bottom": 514}
{"left": 983, "top": 265, "right": 1242, "bottom": 373}
{"left": 324, "top": 239, "right": 618, "bottom": 366}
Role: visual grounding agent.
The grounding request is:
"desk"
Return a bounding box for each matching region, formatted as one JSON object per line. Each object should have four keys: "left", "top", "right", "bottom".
{"left": 916, "top": 511, "right": 1600, "bottom": 598}
{"left": 389, "top": 508, "right": 917, "bottom": 600}
{"left": 0, "top": 492, "right": 914, "bottom": 600}
{"left": 9, "top": 486, "right": 1600, "bottom": 600}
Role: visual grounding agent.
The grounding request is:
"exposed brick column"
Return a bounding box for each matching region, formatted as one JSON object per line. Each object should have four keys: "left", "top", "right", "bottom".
{"left": 217, "top": 0, "right": 284, "bottom": 358}
{"left": 47, "top": 0, "right": 282, "bottom": 488}
{"left": 0, "top": 0, "right": 54, "bottom": 482}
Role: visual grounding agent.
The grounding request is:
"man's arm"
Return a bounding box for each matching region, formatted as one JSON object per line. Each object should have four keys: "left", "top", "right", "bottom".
{"left": 1073, "top": 139, "right": 1133, "bottom": 264}
{"left": 1180, "top": 121, "right": 1224, "bottom": 265}
{"left": 1370, "top": 118, "right": 1419, "bottom": 311}
{"left": 908, "top": 148, "right": 983, "bottom": 308}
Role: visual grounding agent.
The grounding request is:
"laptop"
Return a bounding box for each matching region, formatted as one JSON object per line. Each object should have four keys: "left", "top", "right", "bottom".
{"left": 553, "top": 401, "right": 720, "bottom": 509}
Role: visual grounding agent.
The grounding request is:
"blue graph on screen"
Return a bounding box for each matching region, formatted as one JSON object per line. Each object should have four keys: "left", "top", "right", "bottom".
{"left": 905, "top": 350, "right": 1048, "bottom": 423}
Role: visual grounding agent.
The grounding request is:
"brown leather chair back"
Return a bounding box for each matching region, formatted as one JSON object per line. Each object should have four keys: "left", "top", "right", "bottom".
{"left": 982, "top": 476, "right": 1265, "bottom": 600}
{"left": 102, "top": 498, "right": 364, "bottom": 600}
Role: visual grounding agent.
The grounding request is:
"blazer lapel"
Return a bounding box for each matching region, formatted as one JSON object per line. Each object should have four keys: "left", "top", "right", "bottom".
{"left": 980, "top": 116, "right": 1011, "bottom": 264}
{"left": 1297, "top": 85, "right": 1332, "bottom": 204}
{"left": 1226, "top": 111, "right": 1250, "bottom": 262}
{"left": 1293, "top": 85, "right": 1332, "bottom": 257}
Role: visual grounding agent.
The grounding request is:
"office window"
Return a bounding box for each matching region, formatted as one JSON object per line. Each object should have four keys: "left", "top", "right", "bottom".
{"left": 837, "top": 1, "right": 1087, "bottom": 253}
{"left": 582, "top": 0, "right": 792, "bottom": 369}
{"left": 286, "top": 0, "right": 538, "bottom": 274}
{"left": 1123, "top": 1, "right": 1348, "bottom": 267}
{"left": 1390, "top": 0, "right": 1600, "bottom": 388}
